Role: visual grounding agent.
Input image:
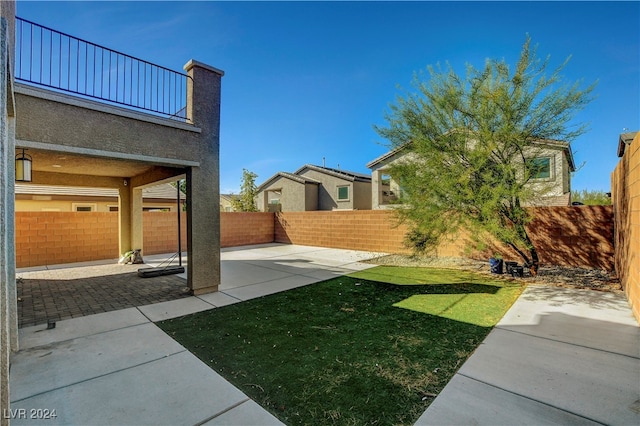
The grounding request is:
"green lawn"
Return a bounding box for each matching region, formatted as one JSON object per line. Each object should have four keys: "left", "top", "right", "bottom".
{"left": 158, "top": 266, "right": 524, "bottom": 425}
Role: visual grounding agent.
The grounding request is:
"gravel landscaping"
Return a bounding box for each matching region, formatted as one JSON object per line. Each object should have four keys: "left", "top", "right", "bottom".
{"left": 366, "top": 255, "right": 622, "bottom": 293}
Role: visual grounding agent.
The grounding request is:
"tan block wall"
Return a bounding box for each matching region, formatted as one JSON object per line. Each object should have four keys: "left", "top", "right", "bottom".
{"left": 15, "top": 211, "right": 275, "bottom": 267}
{"left": 275, "top": 208, "right": 614, "bottom": 270}
{"left": 15, "top": 207, "right": 615, "bottom": 278}
{"left": 15, "top": 212, "right": 119, "bottom": 267}
{"left": 612, "top": 133, "right": 640, "bottom": 321}
{"left": 220, "top": 212, "right": 275, "bottom": 248}
{"left": 275, "top": 210, "right": 411, "bottom": 253}
{"left": 142, "top": 211, "right": 187, "bottom": 255}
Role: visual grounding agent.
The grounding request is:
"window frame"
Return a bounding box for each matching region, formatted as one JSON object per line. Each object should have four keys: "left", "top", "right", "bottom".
{"left": 337, "top": 185, "right": 350, "bottom": 202}
{"left": 72, "top": 203, "right": 97, "bottom": 212}
{"left": 527, "top": 156, "right": 553, "bottom": 181}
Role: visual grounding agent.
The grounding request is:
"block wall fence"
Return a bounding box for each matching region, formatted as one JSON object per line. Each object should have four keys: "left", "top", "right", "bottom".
{"left": 612, "top": 133, "right": 640, "bottom": 321}
{"left": 16, "top": 207, "right": 613, "bottom": 270}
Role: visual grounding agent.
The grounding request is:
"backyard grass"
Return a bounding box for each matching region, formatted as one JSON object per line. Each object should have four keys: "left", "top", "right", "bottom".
{"left": 158, "top": 266, "right": 524, "bottom": 425}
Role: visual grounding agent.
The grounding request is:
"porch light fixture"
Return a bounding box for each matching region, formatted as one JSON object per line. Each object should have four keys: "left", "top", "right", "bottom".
{"left": 15, "top": 148, "right": 32, "bottom": 182}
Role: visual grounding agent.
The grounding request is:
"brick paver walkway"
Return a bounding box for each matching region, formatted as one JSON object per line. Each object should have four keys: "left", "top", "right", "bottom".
{"left": 17, "top": 263, "right": 191, "bottom": 328}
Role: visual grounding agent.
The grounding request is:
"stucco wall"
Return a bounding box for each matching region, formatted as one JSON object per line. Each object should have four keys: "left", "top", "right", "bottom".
{"left": 1, "top": 3, "right": 16, "bottom": 419}
{"left": 298, "top": 168, "right": 352, "bottom": 210}
{"left": 612, "top": 132, "right": 640, "bottom": 321}
{"left": 258, "top": 176, "right": 308, "bottom": 212}
{"left": 15, "top": 199, "right": 177, "bottom": 212}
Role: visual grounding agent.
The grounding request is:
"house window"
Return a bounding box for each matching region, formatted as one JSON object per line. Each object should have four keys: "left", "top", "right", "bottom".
{"left": 72, "top": 203, "right": 96, "bottom": 212}
{"left": 527, "top": 157, "right": 552, "bottom": 179}
{"left": 269, "top": 198, "right": 280, "bottom": 205}
{"left": 337, "top": 186, "right": 350, "bottom": 201}
{"left": 108, "top": 206, "right": 119, "bottom": 212}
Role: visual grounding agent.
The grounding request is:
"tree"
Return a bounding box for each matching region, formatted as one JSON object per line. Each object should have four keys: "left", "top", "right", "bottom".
{"left": 231, "top": 169, "right": 259, "bottom": 212}
{"left": 375, "top": 36, "right": 595, "bottom": 274}
{"left": 572, "top": 189, "right": 611, "bottom": 206}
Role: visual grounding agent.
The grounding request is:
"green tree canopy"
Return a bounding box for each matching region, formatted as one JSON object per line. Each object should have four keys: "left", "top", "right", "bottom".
{"left": 571, "top": 189, "right": 611, "bottom": 206}
{"left": 232, "top": 169, "right": 259, "bottom": 212}
{"left": 375, "top": 36, "right": 596, "bottom": 274}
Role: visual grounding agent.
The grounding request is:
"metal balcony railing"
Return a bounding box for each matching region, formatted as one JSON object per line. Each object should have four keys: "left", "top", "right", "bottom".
{"left": 15, "top": 17, "right": 191, "bottom": 121}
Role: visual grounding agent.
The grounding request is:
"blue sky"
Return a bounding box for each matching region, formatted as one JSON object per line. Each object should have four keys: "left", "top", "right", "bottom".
{"left": 16, "top": 1, "right": 639, "bottom": 193}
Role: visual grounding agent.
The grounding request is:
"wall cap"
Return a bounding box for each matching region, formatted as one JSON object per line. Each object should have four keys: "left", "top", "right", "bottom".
{"left": 183, "top": 60, "right": 225, "bottom": 76}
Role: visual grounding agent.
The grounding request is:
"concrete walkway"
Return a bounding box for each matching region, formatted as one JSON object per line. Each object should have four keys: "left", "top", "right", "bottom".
{"left": 9, "top": 244, "right": 382, "bottom": 425}
{"left": 416, "top": 285, "right": 640, "bottom": 425}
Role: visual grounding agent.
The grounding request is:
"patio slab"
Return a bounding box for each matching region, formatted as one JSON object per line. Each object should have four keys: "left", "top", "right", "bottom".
{"left": 137, "top": 296, "right": 215, "bottom": 322}
{"left": 197, "top": 291, "right": 243, "bottom": 307}
{"left": 11, "top": 322, "right": 185, "bottom": 402}
{"left": 18, "top": 307, "right": 148, "bottom": 350}
{"left": 11, "top": 350, "right": 250, "bottom": 426}
{"left": 203, "top": 400, "right": 284, "bottom": 425}
{"left": 420, "top": 374, "right": 601, "bottom": 425}
{"left": 223, "top": 274, "right": 321, "bottom": 301}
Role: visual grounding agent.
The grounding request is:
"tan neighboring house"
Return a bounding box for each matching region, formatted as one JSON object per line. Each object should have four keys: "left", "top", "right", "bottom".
{"left": 367, "top": 139, "right": 576, "bottom": 209}
{"left": 16, "top": 183, "right": 185, "bottom": 212}
{"left": 220, "top": 193, "right": 239, "bottom": 212}
{"left": 256, "top": 164, "right": 372, "bottom": 212}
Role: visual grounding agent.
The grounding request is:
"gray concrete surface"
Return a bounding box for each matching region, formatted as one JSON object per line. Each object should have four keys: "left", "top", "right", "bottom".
{"left": 416, "top": 285, "right": 640, "bottom": 426}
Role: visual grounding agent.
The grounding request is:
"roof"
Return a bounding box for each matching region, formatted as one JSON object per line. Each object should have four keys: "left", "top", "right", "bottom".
{"left": 294, "top": 164, "right": 372, "bottom": 182}
{"left": 256, "top": 171, "right": 321, "bottom": 192}
{"left": 366, "top": 145, "right": 409, "bottom": 169}
{"left": 617, "top": 131, "right": 638, "bottom": 158}
{"left": 16, "top": 183, "right": 185, "bottom": 200}
{"left": 220, "top": 193, "right": 239, "bottom": 202}
{"left": 367, "top": 139, "right": 576, "bottom": 171}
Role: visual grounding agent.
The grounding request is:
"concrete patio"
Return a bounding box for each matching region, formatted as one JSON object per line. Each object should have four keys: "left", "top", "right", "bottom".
{"left": 10, "top": 243, "right": 383, "bottom": 425}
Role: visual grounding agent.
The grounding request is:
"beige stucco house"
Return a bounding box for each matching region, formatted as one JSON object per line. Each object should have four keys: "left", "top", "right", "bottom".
{"left": 220, "top": 193, "right": 239, "bottom": 212}
{"left": 368, "top": 139, "right": 576, "bottom": 209}
{"left": 256, "top": 164, "right": 372, "bottom": 212}
{"left": 16, "top": 182, "right": 185, "bottom": 212}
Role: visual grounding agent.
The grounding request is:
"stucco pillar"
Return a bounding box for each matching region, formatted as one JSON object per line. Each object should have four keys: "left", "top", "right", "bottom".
{"left": 118, "top": 183, "right": 143, "bottom": 256}
{"left": 371, "top": 169, "right": 382, "bottom": 209}
{"left": 118, "top": 182, "right": 131, "bottom": 256}
{"left": 0, "top": 2, "right": 16, "bottom": 423}
{"left": 131, "top": 187, "right": 144, "bottom": 253}
{"left": 184, "top": 60, "right": 223, "bottom": 295}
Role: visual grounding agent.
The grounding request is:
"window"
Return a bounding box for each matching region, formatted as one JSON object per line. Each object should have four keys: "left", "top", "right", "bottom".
{"left": 108, "top": 206, "right": 119, "bottom": 212}
{"left": 269, "top": 198, "right": 280, "bottom": 205}
{"left": 527, "top": 157, "right": 551, "bottom": 179}
{"left": 337, "top": 185, "right": 349, "bottom": 201}
{"left": 72, "top": 203, "right": 96, "bottom": 212}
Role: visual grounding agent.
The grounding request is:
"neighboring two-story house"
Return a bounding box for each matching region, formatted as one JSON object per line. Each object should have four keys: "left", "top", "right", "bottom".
{"left": 367, "top": 139, "right": 576, "bottom": 209}
{"left": 256, "top": 164, "right": 372, "bottom": 212}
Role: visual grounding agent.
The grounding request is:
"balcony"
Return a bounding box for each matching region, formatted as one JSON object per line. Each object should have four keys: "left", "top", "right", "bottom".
{"left": 15, "top": 17, "right": 190, "bottom": 121}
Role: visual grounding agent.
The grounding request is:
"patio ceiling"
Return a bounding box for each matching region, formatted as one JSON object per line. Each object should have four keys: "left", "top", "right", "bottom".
{"left": 24, "top": 148, "right": 159, "bottom": 178}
